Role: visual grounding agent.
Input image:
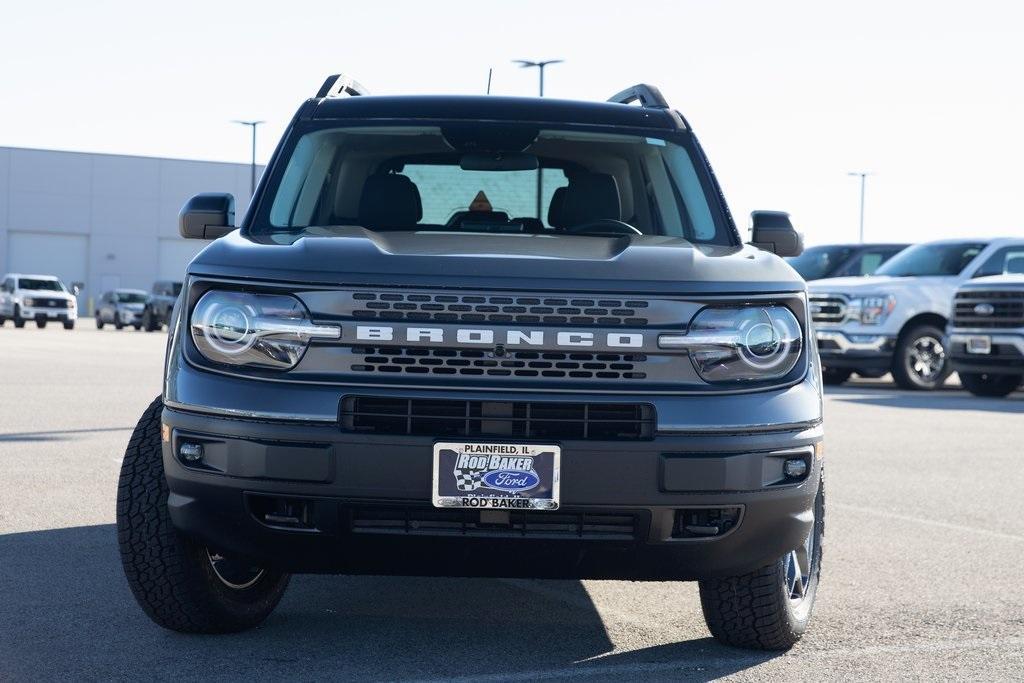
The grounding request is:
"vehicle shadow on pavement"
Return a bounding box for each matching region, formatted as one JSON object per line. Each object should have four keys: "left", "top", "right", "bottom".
{"left": 0, "top": 524, "right": 779, "bottom": 681}
{"left": 827, "top": 386, "right": 1024, "bottom": 414}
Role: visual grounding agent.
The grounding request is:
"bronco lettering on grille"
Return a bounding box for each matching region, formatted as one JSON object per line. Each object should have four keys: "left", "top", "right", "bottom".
{"left": 355, "top": 326, "right": 644, "bottom": 348}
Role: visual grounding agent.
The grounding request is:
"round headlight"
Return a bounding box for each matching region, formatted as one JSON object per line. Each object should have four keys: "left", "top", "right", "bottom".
{"left": 190, "top": 290, "right": 340, "bottom": 370}
{"left": 683, "top": 305, "right": 803, "bottom": 383}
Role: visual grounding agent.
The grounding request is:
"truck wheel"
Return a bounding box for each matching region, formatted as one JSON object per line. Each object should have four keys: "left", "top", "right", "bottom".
{"left": 892, "top": 324, "right": 951, "bottom": 390}
{"left": 115, "top": 319, "right": 124, "bottom": 330}
{"left": 821, "top": 368, "right": 852, "bottom": 386}
{"left": 96, "top": 316, "right": 105, "bottom": 329}
{"left": 133, "top": 323, "right": 142, "bottom": 331}
{"left": 699, "top": 475, "right": 824, "bottom": 650}
{"left": 117, "top": 397, "right": 290, "bottom": 633}
{"left": 0, "top": 316, "right": 5, "bottom": 326}
{"left": 959, "top": 372, "right": 1022, "bottom": 398}
{"left": 63, "top": 320, "right": 75, "bottom": 330}
{"left": 13, "top": 305, "right": 25, "bottom": 328}
{"left": 36, "top": 318, "right": 47, "bottom": 329}
{"left": 143, "top": 309, "right": 159, "bottom": 332}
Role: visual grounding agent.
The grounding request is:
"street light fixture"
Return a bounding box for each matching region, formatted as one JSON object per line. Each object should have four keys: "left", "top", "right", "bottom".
{"left": 513, "top": 59, "right": 564, "bottom": 218}
{"left": 233, "top": 120, "right": 265, "bottom": 197}
{"left": 847, "top": 171, "right": 872, "bottom": 243}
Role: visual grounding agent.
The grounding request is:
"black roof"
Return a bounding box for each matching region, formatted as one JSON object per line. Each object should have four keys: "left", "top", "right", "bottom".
{"left": 310, "top": 95, "right": 680, "bottom": 130}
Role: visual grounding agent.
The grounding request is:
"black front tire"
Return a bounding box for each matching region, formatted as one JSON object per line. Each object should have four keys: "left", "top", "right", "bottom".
{"left": 114, "top": 320, "right": 124, "bottom": 330}
{"left": 96, "top": 316, "right": 105, "bottom": 329}
{"left": 117, "top": 397, "right": 291, "bottom": 633}
{"left": 891, "top": 324, "right": 951, "bottom": 390}
{"left": 133, "top": 323, "right": 142, "bottom": 331}
{"left": 36, "top": 318, "right": 47, "bottom": 329}
{"left": 143, "top": 308, "right": 160, "bottom": 332}
{"left": 821, "top": 368, "right": 852, "bottom": 386}
{"left": 13, "top": 305, "right": 25, "bottom": 328}
{"left": 699, "top": 475, "right": 825, "bottom": 650}
{"left": 959, "top": 372, "right": 1022, "bottom": 398}
{"left": 63, "top": 320, "right": 75, "bottom": 330}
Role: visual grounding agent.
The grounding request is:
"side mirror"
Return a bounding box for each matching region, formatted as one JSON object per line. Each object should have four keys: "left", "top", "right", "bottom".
{"left": 70, "top": 282, "right": 83, "bottom": 296}
{"left": 179, "top": 193, "right": 236, "bottom": 240}
{"left": 750, "top": 210, "right": 803, "bottom": 257}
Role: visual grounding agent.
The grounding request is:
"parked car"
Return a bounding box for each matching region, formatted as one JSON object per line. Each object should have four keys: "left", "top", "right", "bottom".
{"left": 786, "top": 243, "right": 908, "bottom": 281}
{"left": 947, "top": 246, "right": 1024, "bottom": 396}
{"left": 116, "top": 75, "right": 825, "bottom": 650}
{"left": 809, "top": 237, "right": 1024, "bottom": 389}
{"left": 95, "top": 289, "right": 149, "bottom": 330}
{"left": 141, "top": 281, "right": 183, "bottom": 331}
{"left": 0, "top": 273, "right": 78, "bottom": 329}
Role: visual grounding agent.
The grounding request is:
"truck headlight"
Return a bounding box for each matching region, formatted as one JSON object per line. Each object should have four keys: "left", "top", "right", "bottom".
{"left": 23, "top": 298, "right": 35, "bottom": 307}
{"left": 190, "top": 290, "right": 341, "bottom": 369}
{"left": 851, "top": 294, "right": 895, "bottom": 325}
{"left": 659, "top": 306, "right": 803, "bottom": 383}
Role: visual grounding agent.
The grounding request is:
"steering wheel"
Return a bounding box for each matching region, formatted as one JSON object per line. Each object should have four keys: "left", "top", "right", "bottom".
{"left": 563, "top": 219, "right": 643, "bottom": 236}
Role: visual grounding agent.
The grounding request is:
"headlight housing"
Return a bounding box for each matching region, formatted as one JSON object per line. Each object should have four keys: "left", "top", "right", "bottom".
{"left": 850, "top": 294, "right": 896, "bottom": 325}
{"left": 190, "top": 290, "right": 340, "bottom": 369}
{"left": 660, "top": 305, "right": 803, "bottom": 383}
{"left": 23, "top": 297, "right": 35, "bottom": 307}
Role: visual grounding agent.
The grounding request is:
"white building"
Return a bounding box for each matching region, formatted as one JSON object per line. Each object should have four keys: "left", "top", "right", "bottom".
{"left": 0, "top": 146, "right": 262, "bottom": 313}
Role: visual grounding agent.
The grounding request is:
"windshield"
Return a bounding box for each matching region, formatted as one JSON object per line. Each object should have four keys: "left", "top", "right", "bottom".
{"left": 255, "top": 124, "right": 732, "bottom": 244}
{"left": 786, "top": 246, "right": 854, "bottom": 280}
{"left": 874, "top": 242, "right": 987, "bottom": 277}
{"left": 116, "top": 292, "right": 148, "bottom": 304}
{"left": 18, "top": 278, "right": 64, "bottom": 292}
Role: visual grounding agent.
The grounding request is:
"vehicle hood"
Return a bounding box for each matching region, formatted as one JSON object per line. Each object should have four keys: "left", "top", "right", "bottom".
{"left": 959, "top": 274, "right": 1024, "bottom": 291}
{"left": 187, "top": 229, "right": 805, "bottom": 294}
{"left": 807, "top": 275, "right": 954, "bottom": 294}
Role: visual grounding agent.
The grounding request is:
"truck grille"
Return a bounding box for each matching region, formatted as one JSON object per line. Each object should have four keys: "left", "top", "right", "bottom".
{"left": 340, "top": 396, "right": 656, "bottom": 440}
{"left": 351, "top": 347, "right": 648, "bottom": 380}
{"left": 352, "top": 292, "right": 650, "bottom": 326}
{"left": 809, "top": 294, "right": 847, "bottom": 324}
{"left": 348, "top": 506, "right": 641, "bottom": 540}
{"left": 953, "top": 290, "right": 1024, "bottom": 329}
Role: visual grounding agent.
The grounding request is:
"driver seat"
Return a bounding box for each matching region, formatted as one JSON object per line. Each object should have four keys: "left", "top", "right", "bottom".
{"left": 557, "top": 173, "right": 621, "bottom": 229}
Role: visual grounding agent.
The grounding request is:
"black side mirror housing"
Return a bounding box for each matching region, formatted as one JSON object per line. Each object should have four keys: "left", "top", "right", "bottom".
{"left": 179, "top": 193, "right": 236, "bottom": 240}
{"left": 750, "top": 210, "right": 803, "bottom": 257}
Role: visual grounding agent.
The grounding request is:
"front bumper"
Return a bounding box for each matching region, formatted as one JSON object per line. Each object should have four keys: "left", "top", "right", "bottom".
{"left": 21, "top": 306, "right": 76, "bottom": 321}
{"left": 161, "top": 404, "right": 823, "bottom": 581}
{"left": 815, "top": 329, "right": 896, "bottom": 370}
{"left": 949, "top": 331, "right": 1024, "bottom": 375}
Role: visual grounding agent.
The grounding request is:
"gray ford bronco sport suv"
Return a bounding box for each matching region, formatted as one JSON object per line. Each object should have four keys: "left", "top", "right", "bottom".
{"left": 117, "top": 74, "right": 825, "bottom": 650}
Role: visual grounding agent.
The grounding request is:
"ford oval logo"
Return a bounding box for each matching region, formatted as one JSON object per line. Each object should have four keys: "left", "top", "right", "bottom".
{"left": 482, "top": 469, "right": 539, "bottom": 493}
{"left": 974, "top": 303, "right": 995, "bottom": 316}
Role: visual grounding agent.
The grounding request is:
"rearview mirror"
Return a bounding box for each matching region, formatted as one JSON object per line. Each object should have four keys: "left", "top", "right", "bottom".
{"left": 750, "top": 211, "right": 803, "bottom": 257}
{"left": 70, "top": 282, "right": 83, "bottom": 296}
{"left": 460, "top": 152, "right": 538, "bottom": 172}
{"left": 179, "top": 193, "right": 235, "bottom": 240}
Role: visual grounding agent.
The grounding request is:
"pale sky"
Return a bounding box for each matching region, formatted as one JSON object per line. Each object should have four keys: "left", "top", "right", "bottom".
{"left": 2, "top": 0, "right": 1022, "bottom": 246}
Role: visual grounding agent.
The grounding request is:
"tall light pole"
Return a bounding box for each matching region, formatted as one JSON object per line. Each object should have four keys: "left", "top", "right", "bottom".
{"left": 233, "top": 120, "right": 264, "bottom": 196}
{"left": 514, "top": 59, "right": 564, "bottom": 218}
{"left": 847, "top": 171, "right": 872, "bottom": 243}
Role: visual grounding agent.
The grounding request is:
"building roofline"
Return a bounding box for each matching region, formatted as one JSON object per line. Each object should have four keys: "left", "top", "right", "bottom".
{"left": 0, "top": 144, "right": 266, "bottom": 169}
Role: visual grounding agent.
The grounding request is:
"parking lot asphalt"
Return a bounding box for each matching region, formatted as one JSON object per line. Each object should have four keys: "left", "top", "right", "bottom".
{"left": 1, "top": 324, "right": 1022, "bottom": 681}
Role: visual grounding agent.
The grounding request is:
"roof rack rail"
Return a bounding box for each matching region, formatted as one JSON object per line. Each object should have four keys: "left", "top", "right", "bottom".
{"left": 316, "top": 73, "right": 370, "bottom": 99}
{"left": 607, "top": 84, "right": 669, "bottom": 109}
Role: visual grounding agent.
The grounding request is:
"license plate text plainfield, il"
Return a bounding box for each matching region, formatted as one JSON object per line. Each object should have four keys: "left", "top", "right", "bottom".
{"left": 432, "top": 442, "right": 561, "bottom": 510}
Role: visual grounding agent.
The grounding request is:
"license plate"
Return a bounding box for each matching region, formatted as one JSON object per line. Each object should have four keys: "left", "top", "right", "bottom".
{"left": 433, "top": 442, "right": 560, "bottom": 510}
{"left": 966, "top": 335, "right": 992, "bottom": 355}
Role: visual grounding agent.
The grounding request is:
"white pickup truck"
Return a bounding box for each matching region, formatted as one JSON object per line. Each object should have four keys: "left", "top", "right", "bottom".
{"left": 0, "top": 273, "right": 79, "bottom": 329}
{"left": 948, "top": 272, "right": 1024, "bottom": 397}
{"left": 808, "top": 237, "right": 1024, "bottom": 390}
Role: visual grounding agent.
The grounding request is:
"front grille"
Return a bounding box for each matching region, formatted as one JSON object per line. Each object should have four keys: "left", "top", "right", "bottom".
{"left": 29, "top": 297, "right": 67, "bottom": 308}
{"left": 809, "top": 295, "right": 847, "bottom": 324}
{"left": 351, "top": 346, "right": 648, "bottom": 380}
{"left": 348, "top": 505, "right": 641, "bottom": 540}
{"left": 351, "top": 292, "right": 649, "bottom": 326}
{"left": 340, "top": 396, "right": 656, "bottom": 440}
{"left": 953, "top": 290, "right": 1024, "bottom": 328}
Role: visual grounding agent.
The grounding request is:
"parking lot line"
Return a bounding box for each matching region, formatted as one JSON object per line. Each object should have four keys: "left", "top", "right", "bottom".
{"left": 834, "top": 502, "right": 1024, "bottom": 543}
